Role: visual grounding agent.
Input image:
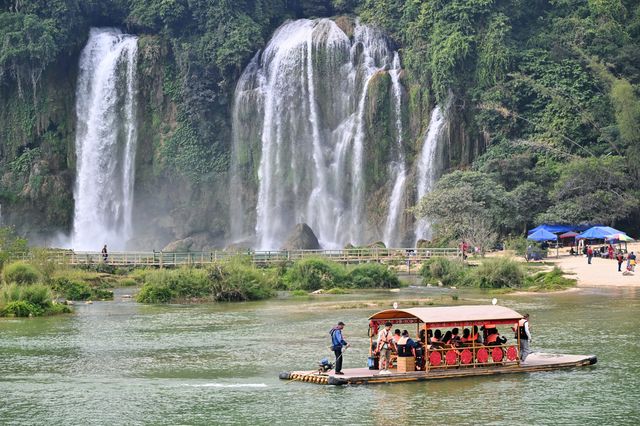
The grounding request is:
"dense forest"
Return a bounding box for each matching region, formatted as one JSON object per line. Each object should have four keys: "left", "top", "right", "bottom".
{"left": 1, "top": 0, "right": 639, "bottom": 248}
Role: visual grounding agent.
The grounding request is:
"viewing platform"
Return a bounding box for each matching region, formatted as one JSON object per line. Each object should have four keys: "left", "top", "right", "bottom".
{"left": 10, "top": 247, "right": 460, "bottom": 268}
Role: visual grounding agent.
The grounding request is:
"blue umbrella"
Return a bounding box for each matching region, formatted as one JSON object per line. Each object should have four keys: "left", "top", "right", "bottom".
{"left": 527, "top": 229, "right": 558, "bottom": 241}
{"left": 577, "top": 226, "right": 626, "bottom": 240}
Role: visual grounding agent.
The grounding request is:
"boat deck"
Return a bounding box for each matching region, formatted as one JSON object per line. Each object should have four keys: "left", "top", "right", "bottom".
{"left": 279, "top": 352, "right": 597, "bottom": 385}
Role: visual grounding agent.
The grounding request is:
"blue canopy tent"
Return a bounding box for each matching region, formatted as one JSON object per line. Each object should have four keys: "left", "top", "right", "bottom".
{"left": 527, "top": 229, "right": 559, "bottom": 258}
{"left": 577, "top": 226, "right": 626, "bottom": 240}
{"left": 527, "top": 229, "right": 559, "bottom": 241}
{"left": 528, "top": 224, "right": 593, "bottom": 235}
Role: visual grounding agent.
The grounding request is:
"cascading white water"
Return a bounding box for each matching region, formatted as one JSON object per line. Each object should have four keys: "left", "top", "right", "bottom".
{"left": 71, "top": 28, "right": 138, "bottom": 251}
{"left": 382, "top": 52, "right": 406, "bottom": 248}
{"left": 414, "top": 106, "right": 447, "bottom": 245}
{"left": 231, "top": 19, "right": 398, "bottom": 249}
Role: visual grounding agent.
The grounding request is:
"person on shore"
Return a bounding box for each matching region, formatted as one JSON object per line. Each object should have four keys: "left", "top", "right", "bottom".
{"left": 587, "top": 245, "right": 593, "bottom": 264}
{"left": 608, "top": 244, "right": 614, "bottom": 260}
{"left": 329, "top": 321, "right": 349, "bottom": 375}
{"left": 101, "top": 244, "right": 108, "bottom": 262}
{"left": 616, "top": 251, "right": 625, "bottom": 272}
{"left": 513, "top": 314, "right": 532, "bottom": 361}
{"left": 628, "top": 252, "right": 637, "bottom": 272}
{"left": 376, "top": 321, "right": 395, "bottom": 371}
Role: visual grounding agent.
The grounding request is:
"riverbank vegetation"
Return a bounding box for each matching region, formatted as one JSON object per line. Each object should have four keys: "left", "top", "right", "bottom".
{"left": 420, "top": 257, "right": 576, "bottom": 291}
{"left": 136, "top": 257, "right": 401, "bottom": 303}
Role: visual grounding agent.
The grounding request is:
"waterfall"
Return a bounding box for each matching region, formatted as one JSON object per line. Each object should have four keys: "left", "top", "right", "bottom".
{"left": 414, "top": 106, "right": 447, "bottom": 245}
{"left": 382, "top": 52, "right": 406, "bottom": 247}
{"left": 71, "top": 28, "right": 138, "bottom": 251}
{"left": 230, "top": 19, "right": 398, "bottom": 250}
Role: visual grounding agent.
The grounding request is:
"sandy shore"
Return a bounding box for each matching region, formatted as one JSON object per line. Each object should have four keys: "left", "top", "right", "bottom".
{"left": 549, "top": 249, "right": 640, "bottom": 288}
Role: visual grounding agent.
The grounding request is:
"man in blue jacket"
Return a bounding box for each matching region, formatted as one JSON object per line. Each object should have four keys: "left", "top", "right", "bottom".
{"left": 330, "top": 321, "right": 349, "bottom": 375}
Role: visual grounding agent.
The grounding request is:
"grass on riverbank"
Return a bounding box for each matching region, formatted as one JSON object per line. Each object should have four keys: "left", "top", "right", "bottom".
{"left": 420, "top": 257, "right": 576, "bottom": 291}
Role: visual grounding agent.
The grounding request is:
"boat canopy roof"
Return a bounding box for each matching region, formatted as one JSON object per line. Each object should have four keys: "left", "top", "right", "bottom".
{"left": 369, "top": 305, "right": 523, "bottom": 328}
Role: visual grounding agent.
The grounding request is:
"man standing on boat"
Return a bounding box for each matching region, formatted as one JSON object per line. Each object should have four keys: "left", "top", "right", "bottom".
{"left": 513, "top": 313, "right": 532, "bottom": 361}
{"left": 330, "top": 322, "right": 349, "bottom": 375}
{"left": 376, "top": 321, "right": 395, "bottom": 372}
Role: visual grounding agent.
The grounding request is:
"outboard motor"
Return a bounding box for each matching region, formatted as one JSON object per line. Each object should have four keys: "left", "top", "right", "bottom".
{"left": 318, "top": 358, "right": 333, "bottom": 372}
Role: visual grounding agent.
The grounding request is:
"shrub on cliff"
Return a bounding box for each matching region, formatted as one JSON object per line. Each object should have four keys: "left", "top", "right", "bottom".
{"left": 3, "top": 262, "right": 40, "bottom": 285}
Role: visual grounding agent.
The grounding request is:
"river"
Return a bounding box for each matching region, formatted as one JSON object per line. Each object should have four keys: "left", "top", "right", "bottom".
{"left": 1, "top": 286, "right": 639, "bottom": 425}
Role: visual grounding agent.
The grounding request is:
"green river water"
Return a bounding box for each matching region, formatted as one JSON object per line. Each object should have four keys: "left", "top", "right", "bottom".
{"left": 1, "top": 286, "right": 639, "bottom": 425}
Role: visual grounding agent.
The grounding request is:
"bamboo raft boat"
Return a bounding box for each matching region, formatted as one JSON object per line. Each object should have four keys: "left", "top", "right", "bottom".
{"left": 279, "top": 305, "right": 597, "bottom": 386}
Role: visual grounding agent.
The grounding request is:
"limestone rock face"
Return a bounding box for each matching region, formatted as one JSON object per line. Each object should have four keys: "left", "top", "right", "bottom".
{"left": 162, "top": 232, "right": 215, "bottom": 252}
{"left": 282, "top": 223, "right": 321, "bottom": 250}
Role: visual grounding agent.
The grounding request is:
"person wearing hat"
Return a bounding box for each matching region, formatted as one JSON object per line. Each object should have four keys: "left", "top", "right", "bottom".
{"left": 329, "top": 321, "right": 349, "bottom": 375}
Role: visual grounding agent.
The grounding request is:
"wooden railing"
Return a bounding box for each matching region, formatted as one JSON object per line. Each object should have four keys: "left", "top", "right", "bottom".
{"left": 425, "top": 343, "right": 520, "bottom": 370}
{"left": 9, "top": 247, "right": 460, "bottom": 268}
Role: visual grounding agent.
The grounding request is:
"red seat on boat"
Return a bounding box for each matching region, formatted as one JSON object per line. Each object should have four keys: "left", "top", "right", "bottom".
{"left": 429, "top": 351, "right": 442, "bottom": 366}
{"left": 491, "top": 347, "right": 503, "bottom": 362}
{"left": 506, "top": 346, "right": 518, "bottom": 361}
{"left": 460, "top": 349, "right": 472, "bottom": 364}
{"left": 476, "top": 348, "right": 489, "bottom": 363}
{"left": 445, "top": 350, "right": 457, "bottom": 365}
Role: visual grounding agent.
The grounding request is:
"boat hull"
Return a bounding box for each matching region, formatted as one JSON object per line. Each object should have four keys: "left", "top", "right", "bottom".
{"left": 279, "top": 352, "right": 597, "bottom": 386}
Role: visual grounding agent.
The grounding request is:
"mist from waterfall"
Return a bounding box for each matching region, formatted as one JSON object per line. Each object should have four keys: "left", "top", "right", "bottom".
{"left": 414, "top": 106, "right": 447, "bottom": 245}
{"left": 382, "top": 52, "right": 406, "bottom": 248}
{"left": 230, "top": 19, "right": 399, "bottom": 250}
{"left": 71, "top": 28, "right": 138, "bottom": 251}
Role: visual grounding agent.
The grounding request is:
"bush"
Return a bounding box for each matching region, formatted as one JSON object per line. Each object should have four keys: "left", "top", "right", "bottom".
{"left": 20, "top": 284, "right": 53, "bottom": 309}
{"left": 524, "top": 267, "right": 576, "bottom": 291}
{"left": 136, "top": 262, "right": 275, "bottom": 303}
{"left": 51, "top": 277, "right": 92, "bottom": 300}
{"left": 0, "top": 283, "right": 68, "bottom": 317}
{"left": 347, "top": 263, "right": 400, "bottom": 288}
{"left": 468, "top": 258, "right": 525, "bottom": 288}
{"left": 283, "top": 258, "right": 346, "bottom": 291}
{"left": 1, "top": 300, "right": 42, "bottom": 317}
{"left": 290, "top": 289, "right": 308, "bottom": 296}
{"left": 3, "top": 262, "right": 40, "bottom": 285}
{"left": 420, "top": 257, "right": 466, "bottom": 286}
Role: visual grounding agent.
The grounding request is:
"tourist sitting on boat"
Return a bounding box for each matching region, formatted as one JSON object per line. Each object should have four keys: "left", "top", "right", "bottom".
{"left": 460, "top": 328, "right": 471, "bottom": 343}
{"left": 471, "top": 325, "right": 482, "bottom": 344}
{"left": 419, "top": 329, "right": 427, "bottom": 344}
{"left": 397, "top": 330, "right": 417, "bottom": 358}
{"left": 393, "top": 329, "right": 402, "bottom": 344}
{"left": 430, "top": 329, "right": 444, "bottom": 349}
{"left": 451, "top": 328, "right": 461, "bottom": 345}
{"left": 485, "top": 327, "right": 507, "bottom": 346}
{"left": 442, "top": 330, "right": 453, "bottom": 346}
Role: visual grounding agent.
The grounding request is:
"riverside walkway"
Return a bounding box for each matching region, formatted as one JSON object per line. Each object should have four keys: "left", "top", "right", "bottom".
{"left": 14, "top": 247, "right": 460, "bottom": 268}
